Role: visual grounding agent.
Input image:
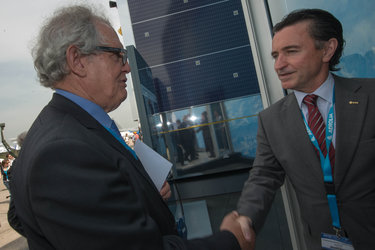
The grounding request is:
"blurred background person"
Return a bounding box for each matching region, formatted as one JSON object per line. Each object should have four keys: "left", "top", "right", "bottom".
{"left": 1, "top": 159, "right": 12, "bottom": 196}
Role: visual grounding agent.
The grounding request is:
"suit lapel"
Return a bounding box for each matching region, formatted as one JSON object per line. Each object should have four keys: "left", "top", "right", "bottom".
{"left": 281, "top": 94, "right": 324, "bottom": 182}
{"left": 50, "top": 94, "right": 157, "bottom": 189}
{"left": 334, "top": 76, "right": 367, "bottom": 190}
{"left": 89, "top": 120, "right": 157, "bottom": 190}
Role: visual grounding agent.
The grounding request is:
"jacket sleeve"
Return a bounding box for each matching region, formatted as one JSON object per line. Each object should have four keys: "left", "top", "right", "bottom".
{"left": 8, "top": 198, "right": 26, "bottom": 237}
{"left": 237, "top": 114, "right": 286, "bottom": 233}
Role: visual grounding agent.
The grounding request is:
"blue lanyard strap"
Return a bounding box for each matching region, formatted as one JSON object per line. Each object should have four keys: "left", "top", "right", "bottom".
{"left": 301, "top": 86, "right": 341, "bottom": 229}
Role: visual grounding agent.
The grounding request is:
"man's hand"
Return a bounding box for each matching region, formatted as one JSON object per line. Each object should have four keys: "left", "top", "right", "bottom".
{"left": 159, "top": 181, "right": 171, "bottom": 201}
{"left": 235, "top": 212, "right": 255, "bottom": 246}
{"left": 220, "top": 211, "right": 254, "bottom": 250}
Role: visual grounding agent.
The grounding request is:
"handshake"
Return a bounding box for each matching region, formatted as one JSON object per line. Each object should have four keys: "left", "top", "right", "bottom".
{"left": 220, "top": 211, "right": 256, "bottom": 250}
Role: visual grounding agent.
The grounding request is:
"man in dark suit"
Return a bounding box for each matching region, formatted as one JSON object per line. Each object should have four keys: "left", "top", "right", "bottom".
{"left": 235, "top": 9, "right": 375, "bottom": 250}
{"left": 9, "top": 5, "right": 249, "bottom": 250}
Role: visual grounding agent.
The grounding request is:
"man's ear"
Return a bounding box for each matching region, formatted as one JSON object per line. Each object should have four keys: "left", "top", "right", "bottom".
{"left": 66, "top": 45, "right": 87, "bottom": 77}
{"left": 322, "top": 38, "right": 338, "bottom": 63}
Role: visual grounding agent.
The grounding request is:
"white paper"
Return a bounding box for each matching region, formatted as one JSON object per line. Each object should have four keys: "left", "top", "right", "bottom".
{"left": 134, "top": 140, "right": 172, "bottom": 190}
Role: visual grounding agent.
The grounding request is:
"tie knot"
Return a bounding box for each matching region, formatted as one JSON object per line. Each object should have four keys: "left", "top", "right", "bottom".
{"left": 303, "top": 94, "right": 318, "bottom": 107}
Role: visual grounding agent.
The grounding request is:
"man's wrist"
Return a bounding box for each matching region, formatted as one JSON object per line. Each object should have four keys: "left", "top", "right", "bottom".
{"left": 239, "top": 214, "right": 254, "bottom": 229}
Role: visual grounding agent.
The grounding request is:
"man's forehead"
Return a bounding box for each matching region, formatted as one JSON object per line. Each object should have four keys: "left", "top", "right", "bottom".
{"left": 96, "top": 21, "right": 123, "bottom": 48}
{"left": 273, "top": 23, "right": 310, "bottom": 44}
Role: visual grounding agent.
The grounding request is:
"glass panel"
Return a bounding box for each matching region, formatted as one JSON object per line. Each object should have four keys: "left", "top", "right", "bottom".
{"left": 127, "top": 0, "right": 264, "bottom": 178}
{"left": 147, "top": 95, "right": 262, "bottom": 177}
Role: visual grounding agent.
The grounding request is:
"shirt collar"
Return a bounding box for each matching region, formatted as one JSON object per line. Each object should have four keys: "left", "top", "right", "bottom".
{"left": 55, "top": 89, "right": 112, "bottom": 128}
{"left": 294, "top": 73, "right": 334, "bottom": 109}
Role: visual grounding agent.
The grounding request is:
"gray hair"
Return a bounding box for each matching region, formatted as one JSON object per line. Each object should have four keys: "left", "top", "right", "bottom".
{"left": 32, "top": 5, "right": 112, "bottom": 88}
{"left": 17, "top": 131, "right": 28, "bottom": 148}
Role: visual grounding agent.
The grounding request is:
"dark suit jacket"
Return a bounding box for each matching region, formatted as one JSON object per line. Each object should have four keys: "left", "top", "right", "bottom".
{"left": 237, "top": 75, "right": 375, "bottom": 249}
{"left": 10, "top": 94, "right": 239, "bottom": 250}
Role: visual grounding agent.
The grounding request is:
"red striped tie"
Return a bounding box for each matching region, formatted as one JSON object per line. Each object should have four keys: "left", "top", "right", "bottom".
{"left": 303, "top": 94, "right": 335, "bottom": 172}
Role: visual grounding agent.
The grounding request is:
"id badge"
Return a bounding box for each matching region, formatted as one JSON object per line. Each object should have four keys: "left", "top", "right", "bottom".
{"left": 321, "top": 233, "right": 354, "bottom": 250}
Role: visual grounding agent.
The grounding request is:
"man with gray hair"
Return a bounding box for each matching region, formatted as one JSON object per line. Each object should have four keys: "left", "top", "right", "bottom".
{"left": 9, "top": 5, "right": 249, "bottom": 250}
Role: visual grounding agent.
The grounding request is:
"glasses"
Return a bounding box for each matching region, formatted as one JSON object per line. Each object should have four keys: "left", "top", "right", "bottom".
{"left": 95, "top": 46, "right": 128, "bottom": 65}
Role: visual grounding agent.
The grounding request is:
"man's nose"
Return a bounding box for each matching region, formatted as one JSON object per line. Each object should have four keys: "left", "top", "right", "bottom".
{"left": 122, "top": 61, "right": 131, "bottom": 73}
{"left": 274, "top": 54, "right": 287, "bottom": 70}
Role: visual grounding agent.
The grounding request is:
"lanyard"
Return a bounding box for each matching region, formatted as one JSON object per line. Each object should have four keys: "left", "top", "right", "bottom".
{"left": 301, "top": 87, "right": 341, "bottom": 231}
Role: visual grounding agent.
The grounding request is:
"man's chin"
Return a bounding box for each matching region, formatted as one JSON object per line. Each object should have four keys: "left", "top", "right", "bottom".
{"left": 280, "top": 77, "right": 298, "bottom": 89}
{"left": 119, "top": 90, "right": 127, "bottom": 102}
{"left": 281, "top": 81, "right": 293, "bottom": 90}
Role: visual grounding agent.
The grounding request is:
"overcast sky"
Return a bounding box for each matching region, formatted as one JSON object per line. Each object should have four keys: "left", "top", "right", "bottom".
{"left": 0, "top": 0, "right": 137, "bottom": 142}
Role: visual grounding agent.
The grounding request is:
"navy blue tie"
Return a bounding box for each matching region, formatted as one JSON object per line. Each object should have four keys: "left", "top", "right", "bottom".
{"left": 110, "top": 120, "right": 138, "bottom": 160}
{"left": 110, "top": 120, "right": 123, "bottom": 140}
